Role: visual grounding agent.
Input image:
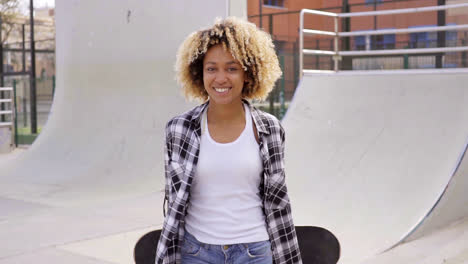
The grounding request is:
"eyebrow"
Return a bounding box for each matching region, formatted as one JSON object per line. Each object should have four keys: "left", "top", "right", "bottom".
{"left": 205, "top": 61, "right": 239, "bottom": 65}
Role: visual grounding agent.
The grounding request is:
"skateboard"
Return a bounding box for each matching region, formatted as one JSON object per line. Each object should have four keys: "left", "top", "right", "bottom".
{"left": 134, "top": 226, "right": 340, "bottom": 264}
{"left": 134, "top": 229, "right": 161, "bottom": 264}
{"left": 295, "top": 226, "right": 340, "bottom": 264}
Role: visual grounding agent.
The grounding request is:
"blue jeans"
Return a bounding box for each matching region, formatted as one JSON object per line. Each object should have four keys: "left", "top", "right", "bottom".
{"left": 181, "top": 230, "right": 273, "bottom": 264}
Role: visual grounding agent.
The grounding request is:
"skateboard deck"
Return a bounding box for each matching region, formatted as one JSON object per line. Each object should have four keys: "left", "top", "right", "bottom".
{"left": 295, "top": 226, "right": 340, "bottom": 264}
{"left": 134, "top": 226, "right": 340, "bottom": 264}
{"left": 134, "top": 229, "right": 161, "bottom": 264}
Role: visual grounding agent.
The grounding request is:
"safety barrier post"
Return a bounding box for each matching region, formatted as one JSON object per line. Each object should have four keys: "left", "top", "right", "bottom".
{"left": 13, "top": 80, "right": 18, "bottom": 147}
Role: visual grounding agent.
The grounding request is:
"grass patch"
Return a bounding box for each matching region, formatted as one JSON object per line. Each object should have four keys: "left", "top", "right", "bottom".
{"left": 17, "top": 134, "right": 38, "bottom": 145}
{"left": 17, "top": 126, "right": 42, "bottom": 134}
{"left": 11, "top": 127, "right": 42, "bottom": 145}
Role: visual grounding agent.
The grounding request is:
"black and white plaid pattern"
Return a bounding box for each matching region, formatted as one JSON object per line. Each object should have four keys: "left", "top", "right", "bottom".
{"left": 155, "top": 100, "right": 302, "bottom": 264}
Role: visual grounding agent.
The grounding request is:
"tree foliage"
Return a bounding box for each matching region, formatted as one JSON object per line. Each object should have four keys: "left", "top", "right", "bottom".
{"left": 0, "top": 0, "right": 20, "bottom": 45}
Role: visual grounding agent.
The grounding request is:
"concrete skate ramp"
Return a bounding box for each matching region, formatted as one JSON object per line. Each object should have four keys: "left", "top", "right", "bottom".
{"left": 0, "top": 3, "right": 235, "bottom": 261}
{"left": 283, "top": 70, "right": 468, "bottom": 263}
{"left": 0, "top": 0, "right": 226, "bottom": 207}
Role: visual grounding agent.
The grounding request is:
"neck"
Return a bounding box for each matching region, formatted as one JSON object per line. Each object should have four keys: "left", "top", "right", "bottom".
{"left": 207, "top": 99, "right": 244, "bottom": 124}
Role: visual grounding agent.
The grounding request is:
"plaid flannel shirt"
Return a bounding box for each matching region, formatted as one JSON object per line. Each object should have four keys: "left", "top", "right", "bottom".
{"left": 155, "top": 100, "right": 302, "bottom": 264}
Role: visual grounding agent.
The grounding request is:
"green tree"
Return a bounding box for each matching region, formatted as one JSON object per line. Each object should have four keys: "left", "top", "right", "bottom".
{"left": 0, "top": 0, "right": 20, "bottom": 45}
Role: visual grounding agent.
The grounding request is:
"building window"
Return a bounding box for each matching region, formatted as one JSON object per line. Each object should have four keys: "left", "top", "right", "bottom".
{"left": 353, "top": 31, "right": 395, "bottom": 50}
{"left": 446, "top": 26, "right": 458, "bottom": 47}
{"left": 263, "top": 0, "right": 284, "bottom": 7}
{"left": 409, "top": 31, "right": 436, "bottom": 48}
{"left": 374, "top": 34, "right": 395, "bottom": 49}
{"left": 409, "top": 24, "right": 457, "bottom": 48}
{"left": 365, "top": 0, "right": 383, "bottom": 5}
{"left": 354, "top": 36, "right": 366, "bottom": 50}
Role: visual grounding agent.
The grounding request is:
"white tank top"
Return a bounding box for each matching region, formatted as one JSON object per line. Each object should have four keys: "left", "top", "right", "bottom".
{"left": 185, "top": 103, "right": 269, "bottom": 244}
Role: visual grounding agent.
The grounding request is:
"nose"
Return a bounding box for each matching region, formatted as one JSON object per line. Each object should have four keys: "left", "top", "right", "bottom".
{"left": 214, "top": 70, "right": 228, "bottom": 84}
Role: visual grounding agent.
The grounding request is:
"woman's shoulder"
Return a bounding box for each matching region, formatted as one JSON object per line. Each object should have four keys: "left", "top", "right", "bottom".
{"left": 249, "top": 104, "right": 283, "bottom": 134}
{"left": 165, "top": 102, "right": 207, "bottom": 132}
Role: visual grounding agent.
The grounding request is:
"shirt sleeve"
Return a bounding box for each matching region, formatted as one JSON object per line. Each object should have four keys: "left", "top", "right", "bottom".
{"left": 163, "top": 121, "right": 172, "bottom": 217}
{"left": 266, "top": 122, "right": 303, "bottom": 264}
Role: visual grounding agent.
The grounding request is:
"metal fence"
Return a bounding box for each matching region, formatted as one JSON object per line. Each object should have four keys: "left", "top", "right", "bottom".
{"left": 0, "top": 87, "right": 14, "bottom": 152}
{"left": 249, "top": 1, "right": 468, "bottom": 118}
{"left": 299, "top": 3, "right": 468, "bottom": 75}
{"left": 3, "top": 76, "right": 55, "bottom": 145}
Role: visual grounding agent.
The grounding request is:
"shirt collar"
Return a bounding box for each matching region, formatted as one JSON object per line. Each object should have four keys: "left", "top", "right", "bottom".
{"left": 189, "top": 99, "right": 269, "bottom": 135}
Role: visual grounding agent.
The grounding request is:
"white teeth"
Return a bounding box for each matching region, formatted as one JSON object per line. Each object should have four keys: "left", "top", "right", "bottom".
{"left": 214, "top": 88, "right": 229, "bottom": 92}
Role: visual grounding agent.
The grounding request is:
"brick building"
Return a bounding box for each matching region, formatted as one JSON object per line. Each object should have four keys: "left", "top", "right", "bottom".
{"left": 247, "top": 0, "right": 468, "bottom": 102}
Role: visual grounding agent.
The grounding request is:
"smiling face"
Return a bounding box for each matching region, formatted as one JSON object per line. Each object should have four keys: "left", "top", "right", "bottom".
{"left": 203, "top": 44, "right": 247, "bottom": 107}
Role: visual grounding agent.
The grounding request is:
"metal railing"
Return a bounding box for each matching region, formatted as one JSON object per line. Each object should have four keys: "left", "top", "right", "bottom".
{"left": 0, "top": 87, "right": 17, "bottom": 149}
{"left": 0, "top": 87, "right": 14, "bottom": 128}
{"left": 299, "top": 3, "right": 468, "bottom": 77}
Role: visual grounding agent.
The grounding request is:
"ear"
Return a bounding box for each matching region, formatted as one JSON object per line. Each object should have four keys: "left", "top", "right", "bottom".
{"left": 244, "top": 76, "right": 251, "bottom": 85}
{"left": 242, "top": 78, "right": 250, "bottom": 94}
{"left": 243, "top": 71, "right": 249, "bottom": 83}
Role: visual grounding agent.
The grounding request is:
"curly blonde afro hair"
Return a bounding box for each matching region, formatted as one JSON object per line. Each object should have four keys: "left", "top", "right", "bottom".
{"left": 175, "top": 16, "right": 282, "bottom": 101}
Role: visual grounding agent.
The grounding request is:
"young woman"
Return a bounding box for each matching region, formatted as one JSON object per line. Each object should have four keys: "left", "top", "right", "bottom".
{"left": 155, "top": 17, "right": 302, "bottom": 264}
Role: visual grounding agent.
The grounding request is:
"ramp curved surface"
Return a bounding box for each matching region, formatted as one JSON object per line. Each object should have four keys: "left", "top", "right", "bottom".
{"left": 0, "top": 1, "right": 228, "bottom": 262}
{"left": 283, "top": 70, "right": 468, "bottom": 263}
{"left": 0, "top": 0, "right": 226, "bottom": 207}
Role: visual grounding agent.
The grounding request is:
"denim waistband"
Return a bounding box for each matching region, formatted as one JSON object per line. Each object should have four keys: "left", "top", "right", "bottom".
{"left": 184, "top": 229, "right": 258, "bottom": 251}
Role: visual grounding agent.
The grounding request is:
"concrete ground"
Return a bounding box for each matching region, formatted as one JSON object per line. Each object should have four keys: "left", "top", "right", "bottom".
{"left": 1, "top": 149, "right": 467, "bottom": 264}
{"left": 0, "top": 147, "right": 26, "bottom": 168}
{"left": 363, "top": 217, "right": 468, "bottom": 264}
{"left": 1, "top": 146, "right": 162, "bottom": 264}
